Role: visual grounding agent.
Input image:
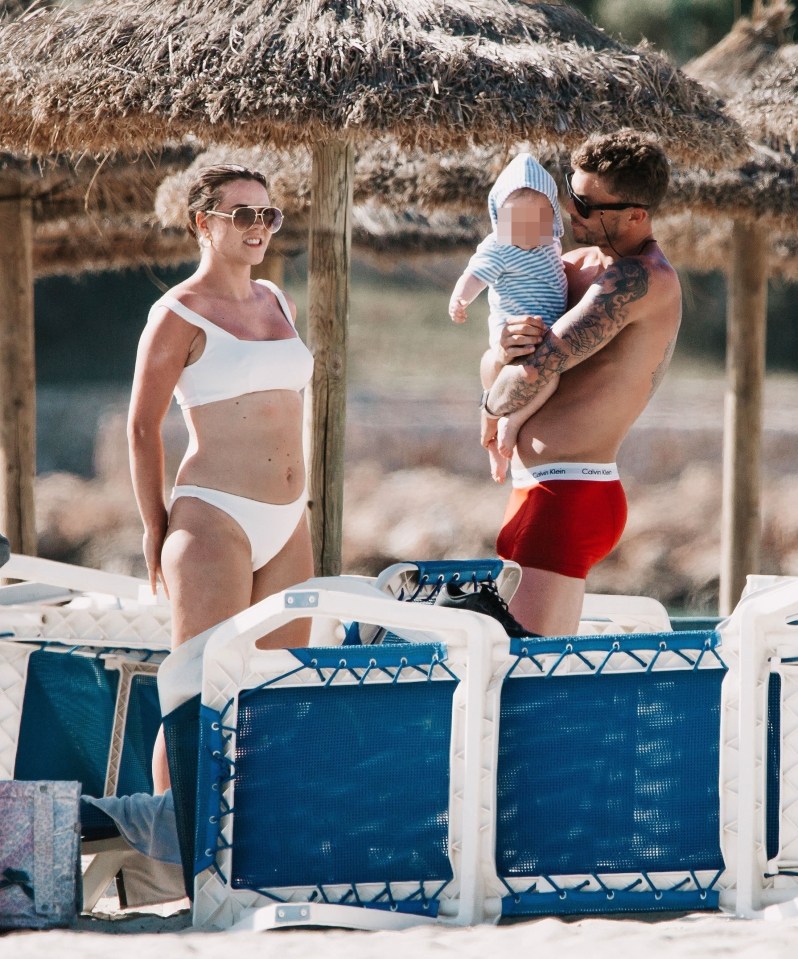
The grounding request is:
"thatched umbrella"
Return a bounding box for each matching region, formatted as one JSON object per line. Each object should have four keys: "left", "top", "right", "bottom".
{"left": 33, "top": 219, "right": 197, "bottom": 278}
{"left": 666, "top": 148, "right": 798, "bottom": 229}
{"left": 35, "top": 193, "right": 482, "bottom": 280}
{"left": 728, "top": 53, "right": 798, "bottom": 153}
{"left": 681, "top": 0, "right": 797, "bottom": 613}
{"left": 0, "top": 1, "right": 744, "bottom": 161}
{"left": 657, "top": 212, "right": 798, "bottom": 281}
{"left": 32, "top": 138, "right": 485, "bottom": 279}
{"left": 30, "top": 146, "right": 203, "bottom": 276}
{"left": 155, "top": 143, "right": 485, "bottom": 264}
{"left": 0, "top": 143, "right": 197, "bottom": 552}
{"left": 0, "top": 0, "right": 747, "bottom": 574}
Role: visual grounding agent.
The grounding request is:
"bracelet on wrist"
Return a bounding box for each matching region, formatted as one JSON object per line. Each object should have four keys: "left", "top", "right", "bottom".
{"left": 479, "top": 389, "right": 500, "bottom": 418}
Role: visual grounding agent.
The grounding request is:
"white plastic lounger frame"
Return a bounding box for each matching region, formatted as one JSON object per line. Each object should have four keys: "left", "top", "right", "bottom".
{"left": 716, "top": 575, "right": 798, "bottom": 919}
{"left": 169, "top": 581, "right": 509, "bottom": 932}
{"left": 0, "top": 553, "right": 171, "bottom": 650}
{"left": 160, "top": 580, "right": 730, "bottom": 932}
{"left": 0, "top": 553, "right": 173, "bottom": 910}
{"left": 579, "top": 593, "right": 672, "bottom": 634}
{"left": 2, "top": 553, "right": 149, "bottom": 602}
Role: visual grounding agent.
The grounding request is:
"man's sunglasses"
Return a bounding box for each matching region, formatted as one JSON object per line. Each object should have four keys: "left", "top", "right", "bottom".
{"left": 206, "top": 205, "right": 284, "bottom": 233}
{"left": 564, "top": 172, "right": 649, "bottom": 219}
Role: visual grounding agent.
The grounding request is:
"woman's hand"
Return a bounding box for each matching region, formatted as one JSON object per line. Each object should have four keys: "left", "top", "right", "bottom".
{"left": 497, "top": 314, "right": 547, "bottom": 366}
{"left": 143, "top": 524, "right": 168, "bottom": 597}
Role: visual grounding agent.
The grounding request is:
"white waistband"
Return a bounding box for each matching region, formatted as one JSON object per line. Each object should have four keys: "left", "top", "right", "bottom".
{"left": 511, "top": 462, "right": 620, "bottom": 489}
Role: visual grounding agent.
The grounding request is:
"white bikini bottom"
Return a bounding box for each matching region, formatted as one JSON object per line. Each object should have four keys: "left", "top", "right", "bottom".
{"left": 168, "top": 484, "right": 308, "bottom": 571}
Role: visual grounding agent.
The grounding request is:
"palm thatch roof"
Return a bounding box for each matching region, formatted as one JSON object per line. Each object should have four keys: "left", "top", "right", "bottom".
{"left": 685, "top": 0, "right": 797, "bottom": 152}
{"left": 157, "top": 145, "right": 484, "bottom": 264}
{"left": 1, "top": 141, "right": 201, "bottom": 275}
{"left": 351, "top": 203, "right": 482, "bottom": 259}
{"left": 728, "top": 54, "right": 798, "bottom": 152}
{"left": 665, "top": 147, "right": 798, "bottom": 227}
{"left": 0, "top": 0, "right": 744, "bottom": 167}
{"left": 0, "top": 1, "right": 26, "bottom": 17}
{"left": 0, "top": 143, "right": 199, "bottom": 217}
{"left": 657, "top": 211, "right": 798, "bottom": 281}
{"left": 656, "top": 3, "right": 798, "bottom": 226}
{"left": 685, "top": 0, "right": 793, "bottom": 101}
{"left": 35, "top": 205, "right": 481, "bottom": 279}
{"left": 154, "top": 142, "right": 495, "bottom": 221}
{"left": 161, "top": 135, "right": 798, "bottom": 236}
{"left": 30, "top": 144, "right": 199, "bottom": 221}
{"left": 33, "top": 218, "right": 196, "bottom": 278}
{"left": 36, "top": 141, "right": 483, "bottom": 279}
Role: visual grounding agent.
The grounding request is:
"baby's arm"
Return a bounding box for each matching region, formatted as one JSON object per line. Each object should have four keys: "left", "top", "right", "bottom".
{"left": 449, "top": 271, "right": 488, "bottom": 324}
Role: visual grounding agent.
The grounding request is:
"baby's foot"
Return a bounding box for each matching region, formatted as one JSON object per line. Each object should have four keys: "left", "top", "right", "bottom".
{"left": 497, "top": 416, "right": 519, "bottom": 460}
{"left": 487, "top": 441, "right": 509, "bottom": 484}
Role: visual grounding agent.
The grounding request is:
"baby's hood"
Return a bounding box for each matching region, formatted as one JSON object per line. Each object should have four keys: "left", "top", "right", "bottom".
{"left": 488, "top": 153, "right": 564, "bottom": 238}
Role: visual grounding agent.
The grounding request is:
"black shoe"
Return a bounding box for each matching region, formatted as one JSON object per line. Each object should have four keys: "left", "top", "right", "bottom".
{"left": 435, "top": 582, "right": 539, "bottom": 638}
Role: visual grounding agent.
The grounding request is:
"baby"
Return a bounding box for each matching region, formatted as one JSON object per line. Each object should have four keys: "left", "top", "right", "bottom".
{"left": 449, "top": 154, "right": 568, "bottom": 482}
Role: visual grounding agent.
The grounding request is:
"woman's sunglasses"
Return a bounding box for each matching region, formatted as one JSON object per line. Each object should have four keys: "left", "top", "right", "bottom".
{"left": 564, "top": 172, "right": 649, "bottom": 219}
{"left": 206, "top": 205, "right": 283, "bottom": 233}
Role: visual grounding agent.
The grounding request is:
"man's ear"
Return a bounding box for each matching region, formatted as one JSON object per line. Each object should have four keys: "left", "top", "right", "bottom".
{"left": 628, "top": 207, "right": 649, "bottom": 225}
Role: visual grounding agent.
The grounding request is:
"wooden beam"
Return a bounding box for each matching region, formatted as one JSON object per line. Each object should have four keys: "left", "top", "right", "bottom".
{"left": 305, "top": 141, "right": 353, "bottom": 576}
{"left": 719, "top": 219, "right": 768, "bottom": 614}
{"left": 0, "top": 178, "right": 37, "bottom": 555}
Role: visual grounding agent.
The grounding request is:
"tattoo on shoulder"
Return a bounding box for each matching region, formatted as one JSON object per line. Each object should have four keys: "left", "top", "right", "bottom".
{"left": 568, "top": 259, "right": 649, "bottom": 357}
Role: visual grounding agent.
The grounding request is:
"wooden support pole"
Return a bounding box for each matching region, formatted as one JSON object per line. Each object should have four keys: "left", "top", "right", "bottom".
{"left": 0, "top": 179, "right": 37, "bottom": 555}
{"left": 305, "top": 141, "right": 353, "bottom": 576}
{"left": 719, "top": 219, "right": 768, "bottom": 615}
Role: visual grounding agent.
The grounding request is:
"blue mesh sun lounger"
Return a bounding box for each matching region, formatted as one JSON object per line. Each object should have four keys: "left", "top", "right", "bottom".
{"left": 157, "top": 571, "right": 798, "bottom": 928}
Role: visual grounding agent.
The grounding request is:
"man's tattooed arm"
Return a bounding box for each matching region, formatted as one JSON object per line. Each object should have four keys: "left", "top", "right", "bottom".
{"left": 488, "top": 258, "right": 650, "bottom": 415}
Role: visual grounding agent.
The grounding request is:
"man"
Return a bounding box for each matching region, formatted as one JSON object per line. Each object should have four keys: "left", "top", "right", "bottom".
{"left": 481, "top": 130, "right": 682, "bottom": 637}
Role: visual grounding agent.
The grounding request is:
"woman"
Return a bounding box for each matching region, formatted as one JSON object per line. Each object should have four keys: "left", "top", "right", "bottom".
{"left": 128, "top": 164, "right": 314, "bottom": 788}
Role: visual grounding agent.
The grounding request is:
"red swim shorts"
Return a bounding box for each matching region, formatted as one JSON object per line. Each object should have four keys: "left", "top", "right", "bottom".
{"left": 496, "top": 470, "right": 628, "bottom": 579}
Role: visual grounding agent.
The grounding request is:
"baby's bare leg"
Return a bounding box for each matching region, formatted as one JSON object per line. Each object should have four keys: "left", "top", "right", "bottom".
{"left": 497, "top": 377, "right": 559, "bottom": 459}
{"left": 497, "top": 409, "right": 530, "bottom": 459}
{"left": 486, "top": 437, "right": 510, "bottom": 484}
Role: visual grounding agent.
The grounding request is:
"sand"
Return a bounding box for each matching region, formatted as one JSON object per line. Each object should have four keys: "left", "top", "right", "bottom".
{"left": 5, "top": 908, "right": 798, "bottom": 957}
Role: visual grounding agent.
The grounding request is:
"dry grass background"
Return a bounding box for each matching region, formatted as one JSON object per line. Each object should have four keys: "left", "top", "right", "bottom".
{"left": 33, "top": 372, "right": 798, "bottom": 616}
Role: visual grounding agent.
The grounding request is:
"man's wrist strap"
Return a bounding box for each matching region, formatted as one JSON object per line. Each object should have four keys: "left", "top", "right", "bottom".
{"left": 480, "top": 389, "right": 500, "bottom": 418}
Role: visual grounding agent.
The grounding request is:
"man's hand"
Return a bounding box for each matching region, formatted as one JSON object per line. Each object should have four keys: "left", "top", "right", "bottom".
{"left": 497, "top": 314, "right": 547, "bottom": 366}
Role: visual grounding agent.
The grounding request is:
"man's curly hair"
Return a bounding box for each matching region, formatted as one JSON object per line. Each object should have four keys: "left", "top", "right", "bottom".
{"left": 570, "top": 130, "right": 670, "bottom": 212}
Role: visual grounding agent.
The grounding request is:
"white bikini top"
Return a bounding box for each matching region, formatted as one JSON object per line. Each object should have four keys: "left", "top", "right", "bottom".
{"left": 149, "top": 279, "right": 314, "bottom": 411}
